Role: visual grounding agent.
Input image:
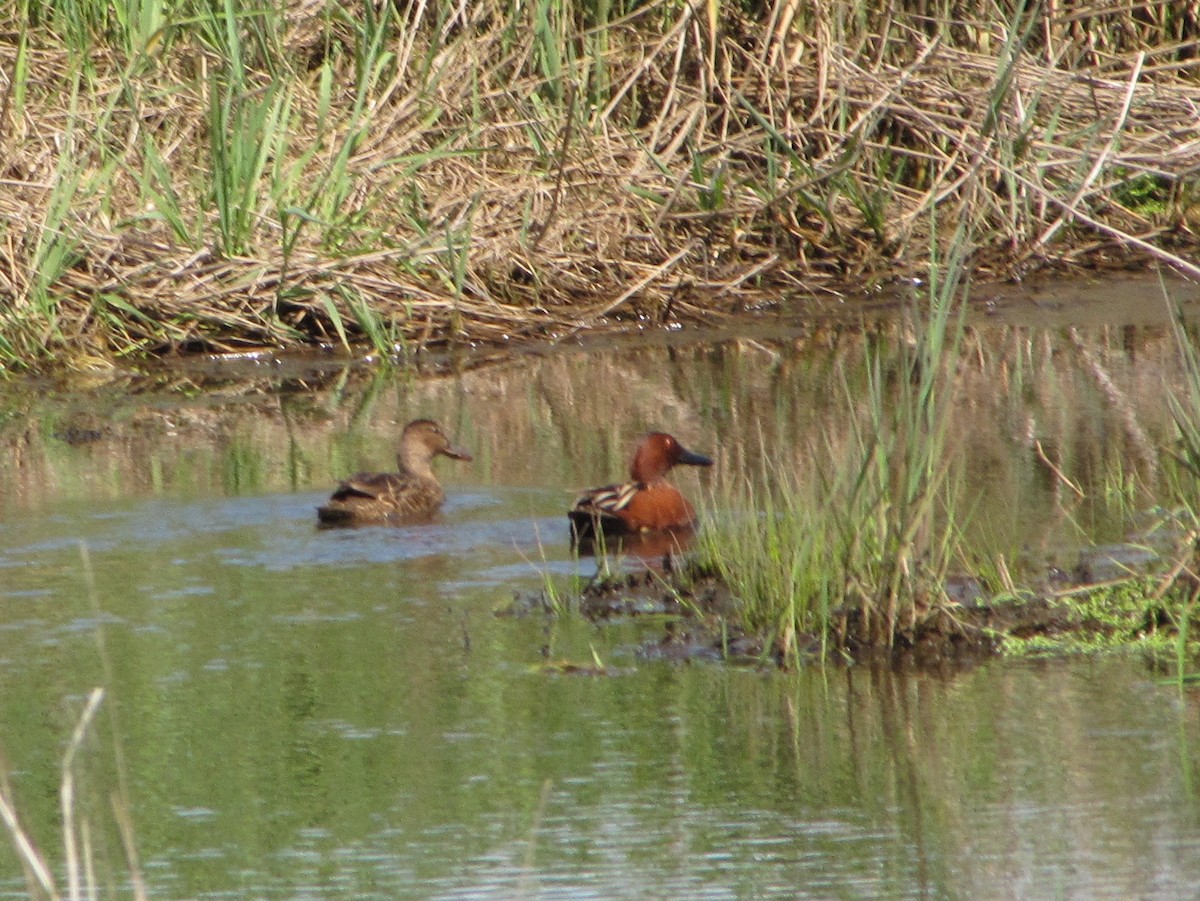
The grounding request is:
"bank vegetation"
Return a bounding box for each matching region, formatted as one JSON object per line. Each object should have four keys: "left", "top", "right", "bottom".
{"left": 1, "top": 0, "right": 1199, "bottom": 368}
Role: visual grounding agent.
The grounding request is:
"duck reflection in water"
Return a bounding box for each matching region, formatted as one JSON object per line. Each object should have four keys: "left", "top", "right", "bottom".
{"left": 317, "top": 419, "right": 472, "bottom": 527}
{"left": 569, "top": 431, "right": 713, "bottom": 557}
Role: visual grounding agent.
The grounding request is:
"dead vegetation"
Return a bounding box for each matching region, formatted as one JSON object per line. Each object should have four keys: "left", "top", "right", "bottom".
{"left": 0, "top": 0, "right": 1198, "bottom": 367}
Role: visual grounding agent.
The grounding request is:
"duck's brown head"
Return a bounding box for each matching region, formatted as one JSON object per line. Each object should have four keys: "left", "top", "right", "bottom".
{"left": 398, "top": 419, "right": 473, "bottom": 476}
{"left": 629, "top": 432, "right": 713, "bottom": 483}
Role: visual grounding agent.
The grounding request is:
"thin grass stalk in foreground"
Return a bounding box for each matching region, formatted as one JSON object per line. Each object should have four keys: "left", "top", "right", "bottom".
{"left": 1173, "top": 583, "right": 1200, "bottom": 688}
{"left": 0, "top": 687, "right": 106, "bottom": 901}
{"left": 0, "top": 773, "right": 57, "bottom": 901}
{"left": 61, "top": 690, "right": 104, "bottom": 901}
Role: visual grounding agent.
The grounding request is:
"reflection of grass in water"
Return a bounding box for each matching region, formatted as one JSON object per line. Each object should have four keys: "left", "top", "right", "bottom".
{"left": 697, "top": 232, "right": 969, "bottom": 658}
{"left": 221, "top": 436, "right": 268, "bottom": 495}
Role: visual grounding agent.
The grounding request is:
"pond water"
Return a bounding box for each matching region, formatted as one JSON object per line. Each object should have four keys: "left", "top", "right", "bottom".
{"left": 2, "top": 276, "right": 1200, "bottom": 899}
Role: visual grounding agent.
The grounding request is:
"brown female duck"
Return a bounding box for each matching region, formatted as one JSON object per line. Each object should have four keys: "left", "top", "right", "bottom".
{"left": 317, "top": 419, "right": 472, "bottom": 526}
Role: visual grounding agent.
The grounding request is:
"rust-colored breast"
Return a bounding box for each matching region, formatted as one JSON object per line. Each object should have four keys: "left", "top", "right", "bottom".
{"left": 617, "top": 482, "right": 696, "bottom": 531}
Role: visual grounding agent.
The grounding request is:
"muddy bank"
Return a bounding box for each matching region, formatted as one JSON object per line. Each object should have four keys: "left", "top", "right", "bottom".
{"left": 533, "top": 555, "right": 1195, "bottom": 671}
{"left": 29, "top": 270, "right": 1200, "bottom": 389}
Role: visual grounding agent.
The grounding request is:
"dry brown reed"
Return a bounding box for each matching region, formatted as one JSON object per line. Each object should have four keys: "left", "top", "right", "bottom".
{"left": 0, "top": 0, "right": 1197, "bottom": 367}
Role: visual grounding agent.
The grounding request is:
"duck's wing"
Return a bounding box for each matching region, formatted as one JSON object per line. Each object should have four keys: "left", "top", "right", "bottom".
{"left": 571, "top": 481, "right": 640, "bottom": 514}
{"left": 568, "top": 481, "right": 641, "bottom": 537}
{"left": 328, "top": 471, "right": 398, "bottom": 501}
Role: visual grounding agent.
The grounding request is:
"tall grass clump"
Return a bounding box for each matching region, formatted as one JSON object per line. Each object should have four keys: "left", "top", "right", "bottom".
{"left": 1160, "top": 288, "right": 1200, "bottom": 682}
{"left": 697, "top": 227, "right": 970, "bottom": 658}
{"left": 1166, "top": 306, "right": 1200, "bottom": 507}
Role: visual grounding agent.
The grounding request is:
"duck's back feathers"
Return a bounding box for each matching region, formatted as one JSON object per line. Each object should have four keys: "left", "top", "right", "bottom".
{"left": 317, "top": 471, "right": 445, "bottom": 525}
{"left": 568, "top": 481, "right": 640, "bottom": 538}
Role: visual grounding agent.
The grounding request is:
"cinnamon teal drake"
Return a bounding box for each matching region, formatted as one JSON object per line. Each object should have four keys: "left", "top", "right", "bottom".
{"left": 317, "top": 419, "right": 472, "bottom": 526}
{"left": 568, "top": 431, "right": 713, "bottom": 541}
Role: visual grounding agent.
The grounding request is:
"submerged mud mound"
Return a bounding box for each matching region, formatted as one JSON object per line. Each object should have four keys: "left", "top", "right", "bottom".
{"left": 833, "top": 597, "right": 1076, "bottom": 668}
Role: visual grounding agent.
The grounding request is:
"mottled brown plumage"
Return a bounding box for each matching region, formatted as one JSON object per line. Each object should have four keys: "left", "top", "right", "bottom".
{"left": 317, "top": 419, "right": 472, "bottom": 526}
